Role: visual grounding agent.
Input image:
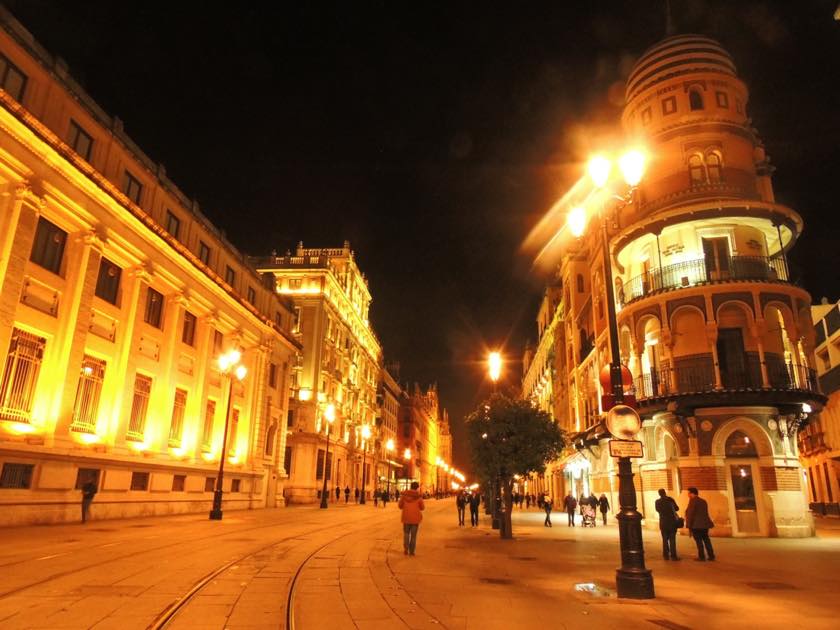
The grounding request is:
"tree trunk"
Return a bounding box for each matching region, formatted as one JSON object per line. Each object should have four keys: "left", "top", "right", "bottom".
{"left": 501, "top": 477, "right": 514, "bottom": 539}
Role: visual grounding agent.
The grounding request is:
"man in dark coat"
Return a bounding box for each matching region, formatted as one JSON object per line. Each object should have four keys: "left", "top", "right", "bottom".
{"left": 598, "top": 494, "right": 610, "bottom": 525}
{"left": 335, "top": 486, "right": 341, "bottom": 502}
{"left": 344, "top": 485, "right": 350, "bottom": 503}
{"left": 655, "top": 488, "right": 681, "bottom": 560}
{"left": 685, "top": 487, "right": 716, "bottom": 561}
{"left": 81, "top": 477, "right": 97, "bottom": 523}
{"left": 456, "top": 491, "right": 467, "bottom": 526}
{"left": 469, "top": 491, "right": 481, "bottom": 526}
{"left": 543, "top": 495, "right": 553, "bottom": 527}
{"left": 563, "top": 492, "right": 577, "bottom": 526}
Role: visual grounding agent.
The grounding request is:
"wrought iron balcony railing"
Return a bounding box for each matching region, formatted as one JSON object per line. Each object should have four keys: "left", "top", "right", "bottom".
{"left": 620, "top": 254, "right": 788, "bottom": 306}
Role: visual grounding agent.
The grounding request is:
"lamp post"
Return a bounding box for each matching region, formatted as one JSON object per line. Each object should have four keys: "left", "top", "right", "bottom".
{"left": 487, "top": 351, "right": 503, "bottom": 529}
{"left": 210, "top": 349, "right": 247, "bottom": 520}
{"left": 319, "top": 403, "right": 336, "bottom": 509}
{"left": 360, "top": 424, "right": 371, "bottom": 504}
{"left": 569, "top": 150, "right": 654, "bottom": 600}
{"left": 385, "top": 438, "right": 395, "bottom": 500}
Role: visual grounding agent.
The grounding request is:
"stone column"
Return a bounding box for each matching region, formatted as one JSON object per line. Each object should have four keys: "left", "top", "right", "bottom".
{"left": 148, "top": 291, "right": 186, "bottom": 451}
{"left": 752, "top": 318, "right": 770, "bottom": 387}
{"left": 190, "top": 312, "right": 217, "bottom": 453}
{"left": 706, "top": 321, "right": 722, "bottom": 389}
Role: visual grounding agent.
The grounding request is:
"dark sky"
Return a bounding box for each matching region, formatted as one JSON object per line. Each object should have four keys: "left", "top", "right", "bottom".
{"left": 8, "top": 1, "right": 840, "bottom": 472}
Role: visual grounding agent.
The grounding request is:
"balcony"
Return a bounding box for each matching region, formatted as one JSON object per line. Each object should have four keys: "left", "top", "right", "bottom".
{"left": 634, "top": 354, "right": 818, "bottom": 403}
{"left": 620, "top": 254, "right": 788, "bottom": 306}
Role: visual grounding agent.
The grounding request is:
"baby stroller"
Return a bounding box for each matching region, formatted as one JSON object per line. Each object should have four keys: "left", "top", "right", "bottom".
{"left": 581, "top": 504, "right": 597, "bottom": 527}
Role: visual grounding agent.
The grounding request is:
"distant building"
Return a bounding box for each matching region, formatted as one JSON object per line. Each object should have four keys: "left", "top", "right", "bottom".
{"left": 255, "top": 242, "right": 382, "bottom": 503}
{"left": 0, "top": 9, "right": 300, "bottom": 525}
{"left": 799, "top": 299, "right": 840, "bottom": 515}
{"left": 528, "top": 34, "right": 824, "bottom": 537}
{"left": 399, "top": 384, "right": 448, "bottom": 492}
{"left": 377, "top": 365, "right": 402, "bottom": 493}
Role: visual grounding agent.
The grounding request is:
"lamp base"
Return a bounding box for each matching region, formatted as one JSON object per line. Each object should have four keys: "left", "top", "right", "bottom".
{"left": 616, "top": 567, "right": 655, "bottom": 599}
{"left": 209, "top": 490, "right": 224, "bottom": 520}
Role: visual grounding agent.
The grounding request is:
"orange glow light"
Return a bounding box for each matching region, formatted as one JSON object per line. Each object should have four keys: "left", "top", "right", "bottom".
{"left": 568, "top": 206, "right": 587, "bottom": 238}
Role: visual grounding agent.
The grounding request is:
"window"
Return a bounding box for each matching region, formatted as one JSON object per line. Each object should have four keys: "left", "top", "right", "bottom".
{"left": 274, "top": 311, "right": 283, "bottom": 328}
{"left": 662, "top": 96, "right": 676, "bottom": 115}
{"left": 265, "top": 423, "right": 277, "bottom": 456}
{"left": 287, "top": 408, "right": 295, "bottom": 427}
{"left": 284, "top": 446, "right": 292, "bottom": 475}
{"left": 576, "top": 274, "right": 584, "bottom": 293}
{"left": 231, "top": 479, "right": 241, "bottom": 493}
{"left": 735, "top": 98, "right": 743, "bottom": 114}
{"left": 198, "top": 241, "right": 211, "bottom": 265}
{"left": 30, "top": 217, "right": 67, "bottom": 275}
{"left": 706, "top": 151, "right": 722, "bottom": 183}
{"left": 641, "top": 107, "right": 652, "bottom": 125}
{"left": 165, "top": 210, "right": 181, "bottom": 238}
{"left": 715, "top": 91, "right": 728, "bottom": 108}
{"left": 689, "top": 89, "right": 704, "bottom": 111}
{"left": 169, "top": 388, "right": 187, "bottom": 446}
{"left": 688, "top": 154, "right": 706, "bottom": 185}
{"left": 75, "top": 468, "right": 100, "bottom": 490}
{"left": 316, "top": 449, "right": 332, "bottom": 480}
{"left": 95, "top": 258, "right": 122, "bottom": 305}
{"left": 0, "top": 463, "right": 34, "bottom": 489}
{"left": 225, "top": 266, "right": 236, "bottom": 287}
{"left": 725, "top": 431, "right": 758, "bottom": 457}
{"left": 201, "top": 399, "right": 215, "bottom": 451}
{"left": 130, "top": 471, "right": 149, "bottom": 491}
{"left": 0, "top": 53, "right": 27, "bottom": 101}
{"left": 127, "top": 374, "right": 152, "bottom": 440}
{"left": 68, "top": 120, "right": 93, "bottom": 161}
{"left": 205, "top": 477, "right": 215, "bottom": 492}
{"left": 213, "top": 330, "right": 223, "bottom": 355}
{"left": 71, "top": 356, "right": 106, "bottom": 433}
{"left": 123, "top": 170, "right": 143, "bottom": 205}
{"left": 0, "top": 328, "right": 46, "bottom": 422}
{"left": 247, "top": 286, "right": 256, "bottom": 304}
{"left": 293, "top": 307, "right": 301, "bottom": 333}
{"left": 182, "top": 311, "right": 197, "bottom": 346}
{"left": 172, "top": 475, "right": 186, "bottom": 492}
{"left": 144, "top": 287, "right": 164, "bottom": 328}
{"left": 228, "top": 409, "right": 239, "bottom": 456}
{"left": 269, "top": 363, "right": 278, "bottom": 388}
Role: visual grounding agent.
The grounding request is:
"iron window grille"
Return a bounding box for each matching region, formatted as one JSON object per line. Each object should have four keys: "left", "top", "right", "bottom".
{"left": 127, "top": 374, "right": 152, "bottom": 440}
{"left": 70, "top": 356, "right": 106, "bottom": 433}
{"left": 130, "top": 471, "right": 149, "bottom": 491}
{"left": 0, "top": 463, "right": 34, "bottom": 489}
{"left": 201, "top": 399, "right": 215, "bottom": 451}
{"left": 0, "top": 328, "right": 46, "bottom": 422}
{"left": 168, "top": 388, "right": 187, "bottom": 446}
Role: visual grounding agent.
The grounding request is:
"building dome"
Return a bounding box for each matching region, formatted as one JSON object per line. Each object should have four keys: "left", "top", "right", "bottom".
{"left": 625, "top": 34, "right": 737, "bottom": 103}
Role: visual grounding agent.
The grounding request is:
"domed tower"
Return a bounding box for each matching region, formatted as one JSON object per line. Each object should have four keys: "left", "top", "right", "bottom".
{"left": 611, "top": 34, "right": 824, "bottom": 537}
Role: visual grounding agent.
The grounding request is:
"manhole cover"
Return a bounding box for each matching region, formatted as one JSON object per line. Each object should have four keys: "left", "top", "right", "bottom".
{"left": 745, "top": 582, "right": 796, "bottom": 590}
{"left": 512, "top": 556, "right": 537, "bottom": 561}
{"left": 480, "top": 578, "right": 513, "bottom": 585}
{"left": 648, "top": 620, "right": 692, "bottom": 630}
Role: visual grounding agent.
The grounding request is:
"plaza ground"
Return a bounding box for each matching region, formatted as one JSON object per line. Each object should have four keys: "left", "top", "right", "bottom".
{"left": 0, "top": 498, "right": 837, "bottom": 629}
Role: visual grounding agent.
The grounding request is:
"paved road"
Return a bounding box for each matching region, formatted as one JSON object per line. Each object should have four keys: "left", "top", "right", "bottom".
{"left": 0, "top": 499, "right": 837, "bottom": 629}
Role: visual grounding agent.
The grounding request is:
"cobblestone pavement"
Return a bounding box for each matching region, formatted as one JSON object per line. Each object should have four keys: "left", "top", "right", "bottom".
{"left": 0, "top": 499, "right": 837, "bottom": 629}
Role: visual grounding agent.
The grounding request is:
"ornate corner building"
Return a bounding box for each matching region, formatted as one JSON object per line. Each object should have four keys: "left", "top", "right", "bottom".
{"left": 0, "top": 10, "right": 301, "bottom": 524}
{"left": 527, "top": 34, "right": 825, "bottom": 537}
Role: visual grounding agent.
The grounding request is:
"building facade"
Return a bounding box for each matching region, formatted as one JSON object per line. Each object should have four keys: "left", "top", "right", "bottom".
{"left": 255, "top": 243, "right": 382, "bottom": 504}
{"left": 799, "top": 299, "right": 840, "bottom": 515}
{"left": 539, "top": 34, "right": 824, "bottom": 537}
{"left": 399, "top": 383, "right": 447, "bottom": 492}
{"left": 0, "top": 10, "right": 300, "bottom": 525}
{"left": 376, "top": 365, "right": 402, "bottom": 495}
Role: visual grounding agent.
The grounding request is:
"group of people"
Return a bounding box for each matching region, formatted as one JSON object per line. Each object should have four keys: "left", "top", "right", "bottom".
{"left": 560, "top": 492, "right": 611, "bottom": 527}
{"left": 454, "top": 490, "right": 482, "bottom": 526}
{"left": 656, "top": 487, "right": 716, "bottom": 561}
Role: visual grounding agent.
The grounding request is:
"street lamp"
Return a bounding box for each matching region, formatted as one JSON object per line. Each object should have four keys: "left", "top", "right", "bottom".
{"left": 488, "top": 351, "right": 502, "bottom": 390}
{"left": 319, "top": 403, "right": 336, "bottom": 509}
{"left": 209, "top": 349, "right": 247, "bottom": 520}
{"left": 360, "top": 424, "right": 371, "bottom": 504}
{"left": 385, "top": 438, "right": 395, "bottom": 500}
{"left": 570, "top": 149, "right": 654, "bottom": 600}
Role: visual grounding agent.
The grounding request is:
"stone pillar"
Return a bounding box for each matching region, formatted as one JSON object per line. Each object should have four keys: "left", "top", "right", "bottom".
{"left": 148, "top": 291, "right": 186, "bottom": 451}
{"left": 190, "top": 313, "right": 217, "bottom": 453}
{"left": 706, "top": 321, "right": 722, "bottom": 389}
{"left": 752, "top": 318, "right": 770, "bottom": 387}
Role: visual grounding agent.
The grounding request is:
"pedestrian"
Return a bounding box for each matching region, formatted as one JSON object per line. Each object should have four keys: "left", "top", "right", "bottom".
{"left": 543, "top": 494, "right": 553, "bottom": 527}
{"left": 578, "top": 494, "right": 587, "bottom": 518}
{"left": 563, "top": 492, "right": 577, "bottom": 527}
{"left": 598, "top": 493, "right": 610, "bottom": 525}
{"left": 456, "top": 491, "right": 467, "bottom": 526}
{"left": 81, "top": 475, "right": 97, "bottom": 523}
{"left": 382, "top": 490, "right": 389, "bottom": 508}
{"left": 395, "top": 488, "right": 400, "bottom": 501}
{"left": 373, "top": 488, "right": 379, "bottom": 507}
{"left": 525, "top": 494, "right": 531, "bottom": 509}
{"left": 537, "top": 494, "right": 544, "bottom": 510}
{"left": 344, "top": 485, "right": 350, "bottom": 503}
{"left": 334, "top": 486, "right": 341, "bottom": 502}
{"left": 685, "top": 487, "right": 716, "bottom": 561}
{"left": 354, "top": 487, "right": 360, "bottom": 503}
{"left": 469, "top": 491, "right": 480, "bottom": 526}
{"left": 399, "top": 481, "right": 425, "bottom": 556}
{"left": 655, "top": 488, "right": 681, "bottom": 561}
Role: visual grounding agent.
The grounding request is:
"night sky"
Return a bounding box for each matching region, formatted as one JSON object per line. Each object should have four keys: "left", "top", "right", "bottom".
{"left": 8, "top": 1, "right": 840, "bottom": 472}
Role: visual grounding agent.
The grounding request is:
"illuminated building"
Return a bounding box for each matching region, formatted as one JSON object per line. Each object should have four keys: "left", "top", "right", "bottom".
{"left": 399, "top": 384, "right": 447, "bottom": 491}
{"left": 537, "top": 34, "right": 824, "bottom": 536}
{"left": 377, "top": 365, "right": 402, "bottom": 492}
{"left": 799, "top": 299, "right": 840, "bottom": 515}
{"left": 254, "top": 242, "right": 383, "bottom": 503}
{"left": 0, "top": 10, "right": 300, "bottom": 524}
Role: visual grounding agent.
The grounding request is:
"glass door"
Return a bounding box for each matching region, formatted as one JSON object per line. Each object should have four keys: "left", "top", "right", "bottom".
{"left": 730, "top": 463, "right": 760, "bottom": 533}
{"left": 703, "top": 237, "right": 731, "bottom": 280}
{"left": 717, "top": 328, "right": 746, "bottom": 389}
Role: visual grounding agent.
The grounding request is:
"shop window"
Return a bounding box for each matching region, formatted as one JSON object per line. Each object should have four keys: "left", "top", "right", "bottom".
{"left": 95, "top": 258, "right": 122, "bottom": 305}
{"left": 30, "top": 217, "right": 67, "bottom": 275}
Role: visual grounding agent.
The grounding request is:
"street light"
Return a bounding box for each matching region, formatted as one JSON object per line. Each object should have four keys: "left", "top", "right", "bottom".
{"left": 319, "top": 403, "right": 336, "bottom": 509}
{"left": 488, "top": 351, "right": 502, "bottom": 388}
{"left": 209, "top": 349, "right": 247, "bottom": 520}
{"left": 360, "top": 424, "right": 371, "bottom": 504}
{"left": 385, "top": 438, "right": 395, "bottom": 500}
{"left": 570, "top": 149, "right": 654, "bottom": 600}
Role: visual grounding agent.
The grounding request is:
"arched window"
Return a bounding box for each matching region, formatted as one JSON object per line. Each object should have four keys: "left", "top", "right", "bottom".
{"left": 706, "top": 151, "right": 722, "bottom": 183}
{"left": 576, "top": 274, "right": 584, "bottom": 293}
{"left": 688, "top": 154, "right": 706, "bottom": 185}
{"left": 725, "top": 430, "right": 758, "bottom": 457}
{"left": 265, "top": 422, "right": 277, "bottom": 456}
{"left": 689, "top": 89, "right": 704, "bottom": 111}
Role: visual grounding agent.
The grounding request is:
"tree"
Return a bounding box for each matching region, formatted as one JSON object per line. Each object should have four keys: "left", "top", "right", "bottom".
{"left": 465, "top": 393, "right": 566, "bottom": 539}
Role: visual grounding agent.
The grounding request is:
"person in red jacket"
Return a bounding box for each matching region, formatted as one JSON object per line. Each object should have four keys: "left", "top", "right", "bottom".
{"left": 399, "top": 481, "right": 425, "bottom": 556}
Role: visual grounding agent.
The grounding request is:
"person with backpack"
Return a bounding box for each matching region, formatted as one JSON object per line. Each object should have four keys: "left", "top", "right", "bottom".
{"left": 655, "top": 488, "right": 682, "bottom": 560}
{"left": 563, "top": 492, "right": 578, "bottom": 526}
